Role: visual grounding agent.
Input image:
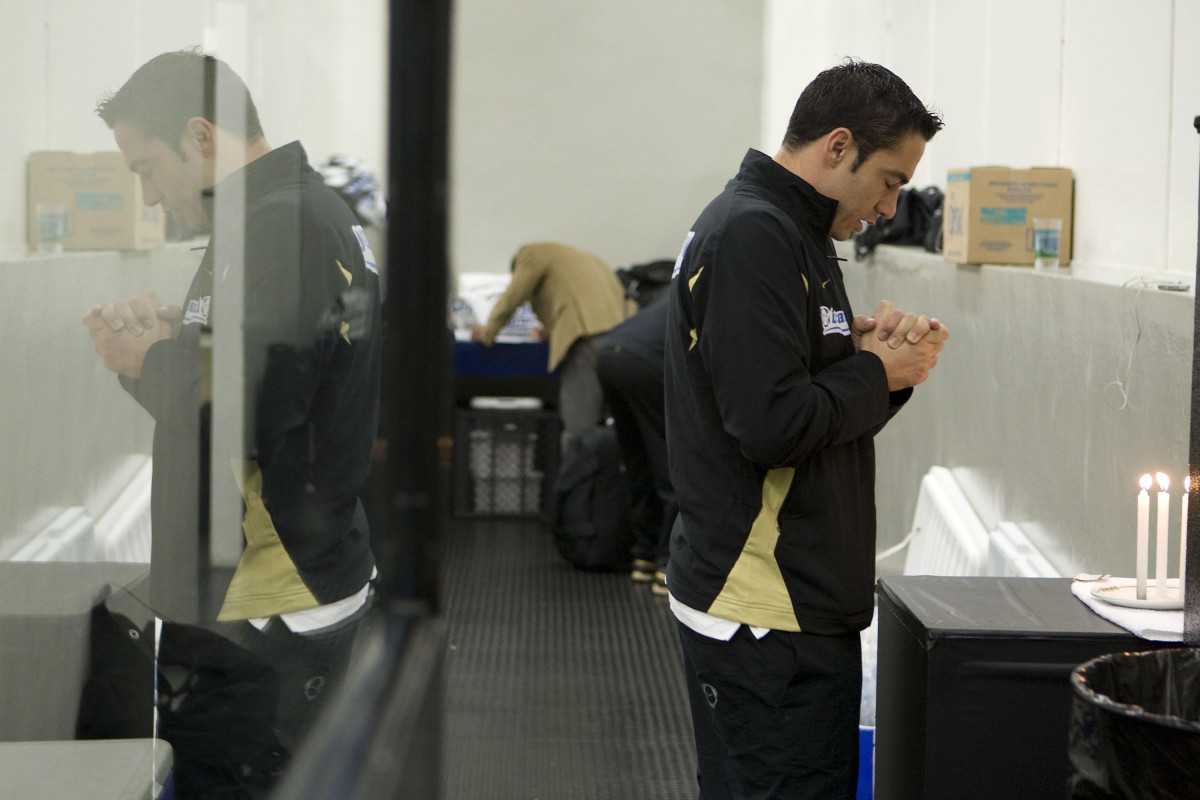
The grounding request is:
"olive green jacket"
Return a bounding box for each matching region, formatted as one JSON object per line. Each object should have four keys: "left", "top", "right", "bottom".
{"left": 481, "top": 241, "right": 634, "bottom": 370}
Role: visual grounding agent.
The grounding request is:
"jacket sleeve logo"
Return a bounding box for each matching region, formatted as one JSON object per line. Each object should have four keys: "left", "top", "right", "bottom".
{"left": 183, "top": 295, "right": 212, "bottom": 326}
{"left": 672, "top": 231, "right": 695, "bottom": 279}
{"left": 352, "top": 225, "right": 378, "bottom": 275}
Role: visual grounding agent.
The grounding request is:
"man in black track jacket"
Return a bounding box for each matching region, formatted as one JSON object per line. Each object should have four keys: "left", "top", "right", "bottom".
{"left": 83, "top": 50, "right": 380, "bottom": 763}
{"left": 664, "top": 60, "right": 948, "bottom": 799}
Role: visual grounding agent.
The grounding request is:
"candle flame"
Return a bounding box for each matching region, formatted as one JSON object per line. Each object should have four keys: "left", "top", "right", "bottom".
{"left": 1188, "top": 476, "right": 1193, "bottom": 492}
{"left": 1140, "top": 474, "right": 1153, "bottom": 491}
{"left": 1157, "top": 472, "right": 1170, "bottom": 492}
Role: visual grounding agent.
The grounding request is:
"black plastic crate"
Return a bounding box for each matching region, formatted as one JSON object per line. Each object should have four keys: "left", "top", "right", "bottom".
{"left": 453, "top": 409, "right": 559, "bottom": 518}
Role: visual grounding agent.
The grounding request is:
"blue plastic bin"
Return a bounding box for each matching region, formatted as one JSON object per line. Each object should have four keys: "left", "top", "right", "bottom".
{"left": 858, "top": 726, "right": 874, "bottom": 800}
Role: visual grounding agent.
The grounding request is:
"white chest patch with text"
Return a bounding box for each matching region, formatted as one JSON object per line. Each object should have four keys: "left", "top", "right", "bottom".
{"left": 820, "top": 305, "right": 851, "bottom": 337}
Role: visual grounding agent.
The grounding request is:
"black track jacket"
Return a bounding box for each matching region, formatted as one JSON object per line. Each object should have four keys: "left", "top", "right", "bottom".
{"left": 121, "top": 142, "right": 380, "bottom": 621}
{"left": 665, "top": 149, "right": 910, "bottom": 635}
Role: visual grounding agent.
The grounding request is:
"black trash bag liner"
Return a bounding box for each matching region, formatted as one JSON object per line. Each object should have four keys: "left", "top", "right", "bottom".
{"left": 76, "top": 588, "right": 289, "bottom": 800}
{"left": 1068, "top": 647, "right": 1200, "bottom": 799}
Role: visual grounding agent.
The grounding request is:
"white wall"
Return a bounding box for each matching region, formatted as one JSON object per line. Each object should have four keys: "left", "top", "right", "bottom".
{"left": 765, "top": 0, "right": 1200, "bottom": 276}
{"left": 1, "top": 1, "right": 201, "bottom": 255}
{"left": 841, "top": 243, "right": 1192, "bottom": 578}
{"left": 0, "top": 246, "right": 196, "bottom": 554}
{"left": 5, "top": 0, "right": 1199, "bottom": 579}
{"left": 245, "top": 0, "right": 388, "bottom": 179}
{"left": 450, "top": 0, "right": 765, "bottom": 275}
{"left": 761, "top": 0, "right": 1199, "bottom": 578}
{"left": 0, "top": 0, "right": 387, "bottom": 556}
{"left": 0, "top": 0, "right": 387, "bottom": 257}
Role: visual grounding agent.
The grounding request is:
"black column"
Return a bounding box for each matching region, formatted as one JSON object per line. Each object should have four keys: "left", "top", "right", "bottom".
{"left": 382, "top": 0, "right": 452, "bottom": 610}
{"left": 1186, "top": 115, "right": 1200, "bottom": 644}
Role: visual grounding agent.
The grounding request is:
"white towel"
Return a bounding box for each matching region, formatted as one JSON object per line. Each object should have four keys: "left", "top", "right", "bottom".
{"left": 1070, "top": 575, "right": 1182, "bottom": 642}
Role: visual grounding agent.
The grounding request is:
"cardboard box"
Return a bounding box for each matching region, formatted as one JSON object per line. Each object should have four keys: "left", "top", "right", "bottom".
{"left": 943, "top": 166, "right": 1073, "bottom": 265}
{"left": 27, "top": 151, "right": 164, "bottom": 251}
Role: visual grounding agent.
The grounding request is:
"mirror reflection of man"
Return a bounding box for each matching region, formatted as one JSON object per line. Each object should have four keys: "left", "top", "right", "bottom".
{"left": 83, "top": 49, "right": 381, "bottom": 760}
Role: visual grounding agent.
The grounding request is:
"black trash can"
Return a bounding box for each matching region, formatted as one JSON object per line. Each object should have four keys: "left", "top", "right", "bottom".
{"left": 1068, "top": 648, "right": 1200, "bottom": 799}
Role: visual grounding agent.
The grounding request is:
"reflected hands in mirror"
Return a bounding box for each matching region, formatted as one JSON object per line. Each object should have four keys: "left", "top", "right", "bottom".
{"left": 84, "top": 289, "right": 181, "bottom": 337}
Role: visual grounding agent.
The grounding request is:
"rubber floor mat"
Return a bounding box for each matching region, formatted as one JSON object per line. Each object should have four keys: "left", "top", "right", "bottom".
{"left": 442, "top": 517, "right": 696, "bottom": 799}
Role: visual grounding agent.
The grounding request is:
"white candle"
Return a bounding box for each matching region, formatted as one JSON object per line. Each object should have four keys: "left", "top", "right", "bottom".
{"left": 1138, "top": 474, "right": 1151, "bottom": 600}
{"left": 1156, "top": 472, "right": 1171, "bottom": 599}
{"left": 1181, "top": 476, "right": 1190, "bottom": 601}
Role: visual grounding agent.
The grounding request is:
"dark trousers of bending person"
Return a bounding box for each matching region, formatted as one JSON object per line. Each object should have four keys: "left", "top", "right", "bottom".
{"left": 596, "top": 297, "right": 675, "bottom": 586}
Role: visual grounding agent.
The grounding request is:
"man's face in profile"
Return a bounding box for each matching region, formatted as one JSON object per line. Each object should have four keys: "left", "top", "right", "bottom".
{"left": 113, "top": 121, "right": 210, "bottom": 234}
{"left": 824, "top": 131, "right": 926, "bottom": 242}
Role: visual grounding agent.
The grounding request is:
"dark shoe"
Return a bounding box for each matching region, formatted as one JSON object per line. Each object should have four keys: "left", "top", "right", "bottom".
{"left": 651, "top": 570, "right": 669, "bottom": 596}
{"left": 630, "top": 559, "right": 656, "bottom": 583}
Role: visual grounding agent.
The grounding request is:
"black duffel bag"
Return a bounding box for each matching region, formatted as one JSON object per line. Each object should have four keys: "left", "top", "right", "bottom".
{"left": 551, "top": 424, "right": 634, "bottom": 571}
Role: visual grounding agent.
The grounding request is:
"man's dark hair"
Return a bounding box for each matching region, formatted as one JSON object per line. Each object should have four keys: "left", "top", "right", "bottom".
{"left": 96, "top": 48, "right": 265, "bottom": 156}
{"left": 781, "top": 59, "right": 943, "bottom": 170}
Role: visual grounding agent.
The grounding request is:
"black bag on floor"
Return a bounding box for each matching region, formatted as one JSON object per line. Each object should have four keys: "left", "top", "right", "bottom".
{"left": 616, "top": 259, "right": 675, "bottom": 308}
{"left": 552, "top": 424, "right": 634, "bottom": 570}
{"left": 76, "top": 588, "right": 289, "bottom": 800}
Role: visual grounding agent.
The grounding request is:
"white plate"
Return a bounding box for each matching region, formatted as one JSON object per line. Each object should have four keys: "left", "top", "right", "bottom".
{"left": 1091, "top": 583, "right": 1183, "bottom": 611}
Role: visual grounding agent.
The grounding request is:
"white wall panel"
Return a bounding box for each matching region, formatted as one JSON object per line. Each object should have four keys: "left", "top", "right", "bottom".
{"left": 761, "top": 0, "right": 944, "bottom": 183}
{"left": 843, "top": 243, "right": 1192, "bottom": 578}
{"left": 925, "top": 0, "right": 989, "bottom": 183}
{"left": 0, "top": 247, "right": 195, "bottom": 554}
{"left": 1060, "top": 0, "right": 1172, "bottom": 271}
{"left": 0, "top": 0, "right": 387, "bottom": 559}
{"left": 0, "top": 2, "right": 384, "bottom": 253}
{"left": 132, "top": 0, "right": 208, "bottom": 64}
{"left": 45, "top": 0, "right": 141, "bottom": 153}
{"left": 247, "top": 0, "right": 387, "bottom": 179}
{"left": 981, "top": 0, "right": 1064, "bottom": 168}
{"left": 765, "top": 0, "right": 1189, "bottom": 275}
{"left": 762, "top": 1, "right": 839, "bottom": 152}
{"left": 828, "top": 2, "right": 890, "bottom": 71}
{"left": 1167, "top": 0, "right": 1200, "bottom": 275}
{"left": 1, "top": 0, "right": 1196, "bottom": 566}
{"left": 3, "top": 0, "right": 1192, "bottom": 270}
{"left": 886, "top": 0, "right": 938, "bottom": 188}
{"left": 0, "top": 4, "right": 48, "bottom": 256}
{"left": 451, "top": 0, "right": 764, "bottom": 274}
{"left": 0, "top": 1, "right": 208, "bottom": 255}
{"left": 761, "top": 0, "right": 1195, "bottom": 582}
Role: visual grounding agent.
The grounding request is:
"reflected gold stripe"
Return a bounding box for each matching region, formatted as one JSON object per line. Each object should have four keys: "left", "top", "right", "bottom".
{"left": 218, "top": 459, "right": 320, "bottom": 620}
